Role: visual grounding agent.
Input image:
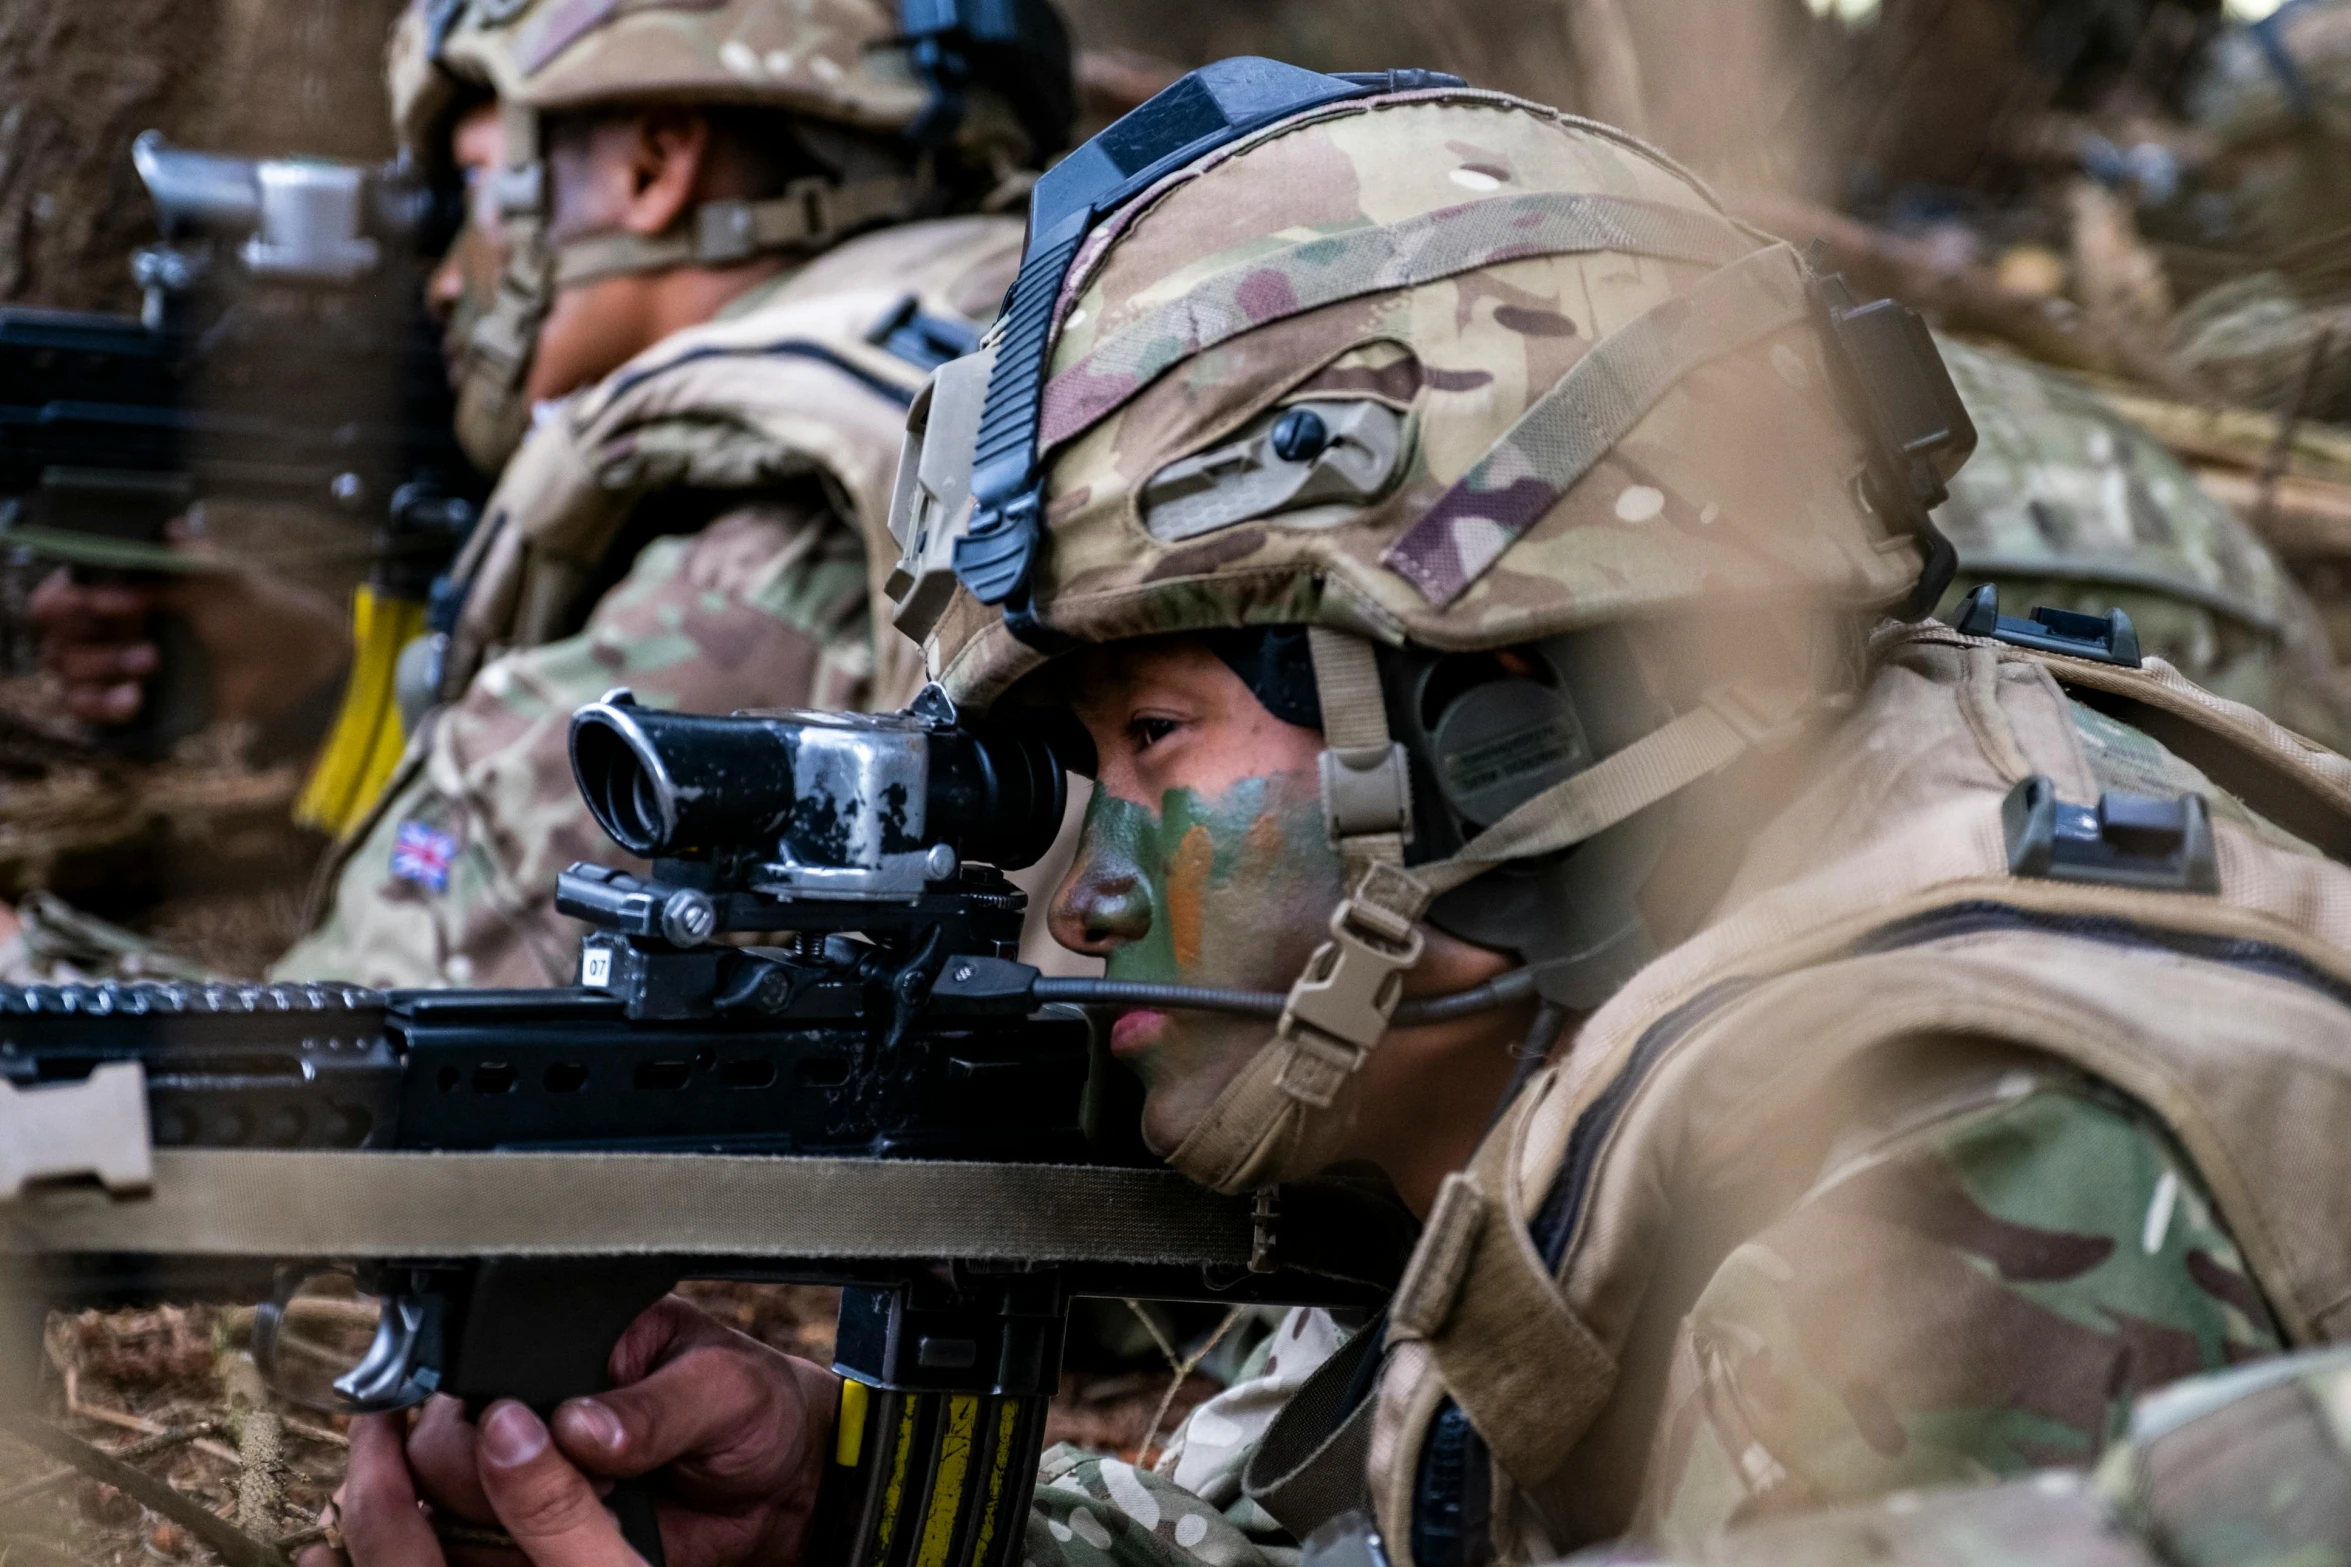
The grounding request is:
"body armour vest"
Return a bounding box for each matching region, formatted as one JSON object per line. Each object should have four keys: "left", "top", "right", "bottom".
{"left": 1366, "top": 618, "right": 2351, "bottom": 1562}
{"left": 437, "top": 212, "right": 1024, "bottom": 715}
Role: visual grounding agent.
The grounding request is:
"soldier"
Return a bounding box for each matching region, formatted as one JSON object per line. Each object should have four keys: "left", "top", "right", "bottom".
{"left": 26, "top": 0, "right": 1070, "bottom": 989}
{"left": 319, "top": 60, "right": 2351, "bottom": 1567}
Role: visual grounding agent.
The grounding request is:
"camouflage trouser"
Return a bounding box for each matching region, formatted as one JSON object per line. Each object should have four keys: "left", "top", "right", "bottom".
{"left": 271, "top": 505, "right": 871, "bottom": 990}
{"left": 1028, "top": 1308, "right": 1349, "bottom": 1567}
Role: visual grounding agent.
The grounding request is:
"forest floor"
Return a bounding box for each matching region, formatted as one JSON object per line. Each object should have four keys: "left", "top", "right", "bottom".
{"left": 0, "top": 1287, "right": 1237, "bottom": 1566}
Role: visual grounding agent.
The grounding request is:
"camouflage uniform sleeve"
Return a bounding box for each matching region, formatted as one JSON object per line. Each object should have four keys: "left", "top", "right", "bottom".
{"left": 1633, "top": 1071, "right": 2284, "bottom": 1553}
{"left": 270, "top": 506, "right": 870, "bottom": 989}
{"left": 1026, "top": 1309, "right": 1351, "bottom": 1567}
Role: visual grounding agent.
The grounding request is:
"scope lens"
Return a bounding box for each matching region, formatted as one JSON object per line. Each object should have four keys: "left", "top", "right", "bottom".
{"left": 570, "top": 706, "right": 672, "bottom": 856}
{"left": 631, "top": 767, "right": 667, "bottom": 850}
{"left": 570, "top": 702, "right": 798, "bottom": 859}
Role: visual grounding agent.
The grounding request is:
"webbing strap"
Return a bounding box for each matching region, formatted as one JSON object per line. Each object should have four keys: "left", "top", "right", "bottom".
{"left": 1242, "top": 1322, "right": 1383, "bottom": 1537}
{"left": 1257, "top": 633, "right": 1424, "bottom": 1124}
{"left": 0, "top": 1150, "right": 1257, "bottom": 1266}
{"left": 1308, "top": 627, "right": 1392, "bottom": 756}
{"left": 1392, "top": 1083, "right": 1617, "bottom": 1492}
{"left": 1038, "top": 191, "right": 1754, "bottom": 451}
{"left": 1413, "top": 683, "right": 1816, "bottom": 898}
{"left": 1308, "top": 628, "right": 1411, "bottom": 876}
{"left": 1383, "top": 241, "right": 1812, "bottom": 606}
{"left": 1174, "top": 642, "right": 1808, "bottom": 1193}
{"left": 1270, "top": 629, "right": 1808, "bottom": 1129}
{"left": 554, "top": 176, "right": 916, "bottom": 289}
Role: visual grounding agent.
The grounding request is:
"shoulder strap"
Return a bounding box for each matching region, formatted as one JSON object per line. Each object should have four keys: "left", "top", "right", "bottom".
{"left": 2017, "top": 645, "right": 2351, "bottom": 862}
{"left": 1242, "top": 1321, "right": 1383, "bottom": 1538}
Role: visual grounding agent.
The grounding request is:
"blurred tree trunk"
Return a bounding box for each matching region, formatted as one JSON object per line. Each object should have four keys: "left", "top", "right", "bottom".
{"left": 0, "top": 0, "right": 404, "bottom": 313}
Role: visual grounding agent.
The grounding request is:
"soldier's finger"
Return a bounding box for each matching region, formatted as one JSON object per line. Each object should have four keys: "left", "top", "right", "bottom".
{"left": 602, "top": 1295, "right": 738, "bottom": 1387}
{"left": 408, "top": 1395, "right": 499, "bottom": 1525}
{"left": 554, "top": 1341, "right": 828, "bottom": 1481}
{"left": 24, "top": 570, "right": 98, "bottom": 624}
{"left": 27, "top": 572, "right": 154, "bottom": 626}
{"left": 49, "top": 640, "right": 156, "bottom": 682}
{"left": 81, "top": 584, "right": 157, "bottom": 618}
{"left": 61, "top": 681, "right": 146, "bottom": 724}
{"left": 475, "top": 1403, "right": 648, "bottom": 1567}
{"left": 338, "top": 1414, "right": 447, "bottom": 1567}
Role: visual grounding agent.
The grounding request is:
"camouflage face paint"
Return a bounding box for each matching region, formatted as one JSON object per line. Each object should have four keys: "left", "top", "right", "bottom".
{"left": 1064, "top": 768, "right": 1345, "bottom": 1106}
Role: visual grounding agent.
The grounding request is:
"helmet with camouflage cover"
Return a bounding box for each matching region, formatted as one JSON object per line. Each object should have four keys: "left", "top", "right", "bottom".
{"left": 1930, "top": 332, "right": 2351, "bottom": 753}
{"left": 886, "top": 60, "right": 1977, "bottom": 1191}
{"left": 386, "top": 0, "right": 1072, "bottom": 469}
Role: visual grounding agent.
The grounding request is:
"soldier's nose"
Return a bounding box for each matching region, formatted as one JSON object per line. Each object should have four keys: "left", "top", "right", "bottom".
{"left": 1051, "top": 862, "right": 1152, "bottom": 955}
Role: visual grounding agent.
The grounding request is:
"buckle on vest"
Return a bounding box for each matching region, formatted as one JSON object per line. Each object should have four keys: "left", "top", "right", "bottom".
{"left": 2004, "top": 775, "right": 2219, "bottom": 893}
{"left": 1953, "top": 583, "right": 2143, "bottom": 668}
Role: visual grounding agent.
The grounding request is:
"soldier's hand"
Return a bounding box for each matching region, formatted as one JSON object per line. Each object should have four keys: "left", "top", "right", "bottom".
{"left": 27, "top": 570, "right": 160, "bottom": 724}
{"left": 315, "top": 1297, "right": 837, "bottom": 1567}
{"left": 28, "top": 560, "right": 350, "bottom": 730}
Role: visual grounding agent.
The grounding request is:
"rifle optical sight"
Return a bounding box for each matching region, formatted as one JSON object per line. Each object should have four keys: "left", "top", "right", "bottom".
{"left": 570, "top": 689, "right": 1066, "bottom": 896}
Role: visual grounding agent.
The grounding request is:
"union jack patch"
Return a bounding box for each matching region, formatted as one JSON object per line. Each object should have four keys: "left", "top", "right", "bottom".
{"left": 390, "top": 819, "right": 460, "bottom": 894}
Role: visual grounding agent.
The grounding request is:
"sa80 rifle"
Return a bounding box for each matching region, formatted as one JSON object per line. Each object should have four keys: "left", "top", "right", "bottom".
{"left": 0, "top": 133, "right": 481, "bottom": 753}
{"left": 0, "top": 688, "right": 1438, "bottom": 1566}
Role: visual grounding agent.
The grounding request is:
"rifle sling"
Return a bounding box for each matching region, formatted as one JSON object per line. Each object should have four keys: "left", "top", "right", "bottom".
{"left": 1, "top": 1150, "right": 1258, "bottom": 1267}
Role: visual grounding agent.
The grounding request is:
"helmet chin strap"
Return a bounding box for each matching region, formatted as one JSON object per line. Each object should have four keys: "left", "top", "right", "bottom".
{"left": 550, "top": 173, "right": 918, "bottom": 288}
{"left": 1165, "top": 628, "right": 1430, "bottom": 1194}
{"left": 1165, "top": 628, "right": 1825, "bottom": 1198}
{"left": 449, "top": 101, "right": 918, "bottom": 472}
{"left": 452, "top": 101, "right": 554, "bottom": 473}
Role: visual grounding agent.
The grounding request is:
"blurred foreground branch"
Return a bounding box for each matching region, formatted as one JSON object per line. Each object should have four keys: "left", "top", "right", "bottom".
{"left": 1564, "top": 0, "right": 1651, "bottom": 137}
{"left": 2, "top": 1418, "right": 289, "bottom": 1567}
{"left": 1735, "top": 191, "right": 2208, "bottom": 400}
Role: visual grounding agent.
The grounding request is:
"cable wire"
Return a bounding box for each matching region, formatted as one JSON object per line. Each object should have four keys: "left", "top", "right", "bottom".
{"left": 1032, "top": 967, "right": 1540, "bottom": 1027}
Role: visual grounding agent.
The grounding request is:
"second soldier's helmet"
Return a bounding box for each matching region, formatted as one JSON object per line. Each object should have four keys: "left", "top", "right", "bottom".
{"left": 388, "top": 0, "right": 1072, "bottom": 470}
{"left": 886, "top": 62, "right": 1978, "bottom": 1192}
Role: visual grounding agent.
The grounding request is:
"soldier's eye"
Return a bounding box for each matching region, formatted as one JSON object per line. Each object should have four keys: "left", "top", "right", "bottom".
{"left": 1130, "top": 716, "right": 1181, "bottom": 752}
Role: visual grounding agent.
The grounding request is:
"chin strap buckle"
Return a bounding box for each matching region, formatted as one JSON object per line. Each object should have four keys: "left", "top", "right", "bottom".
{"left": 1320, "top": 741, "right": 1414, "bottom": 845}
{"left": 1274, "top": 862, "right": 1431, "bottom": 1108}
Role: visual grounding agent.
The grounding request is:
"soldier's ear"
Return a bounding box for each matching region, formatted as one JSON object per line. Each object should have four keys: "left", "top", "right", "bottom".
{"left": 620, "top": 106, "right": 712, "bottom": 236}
